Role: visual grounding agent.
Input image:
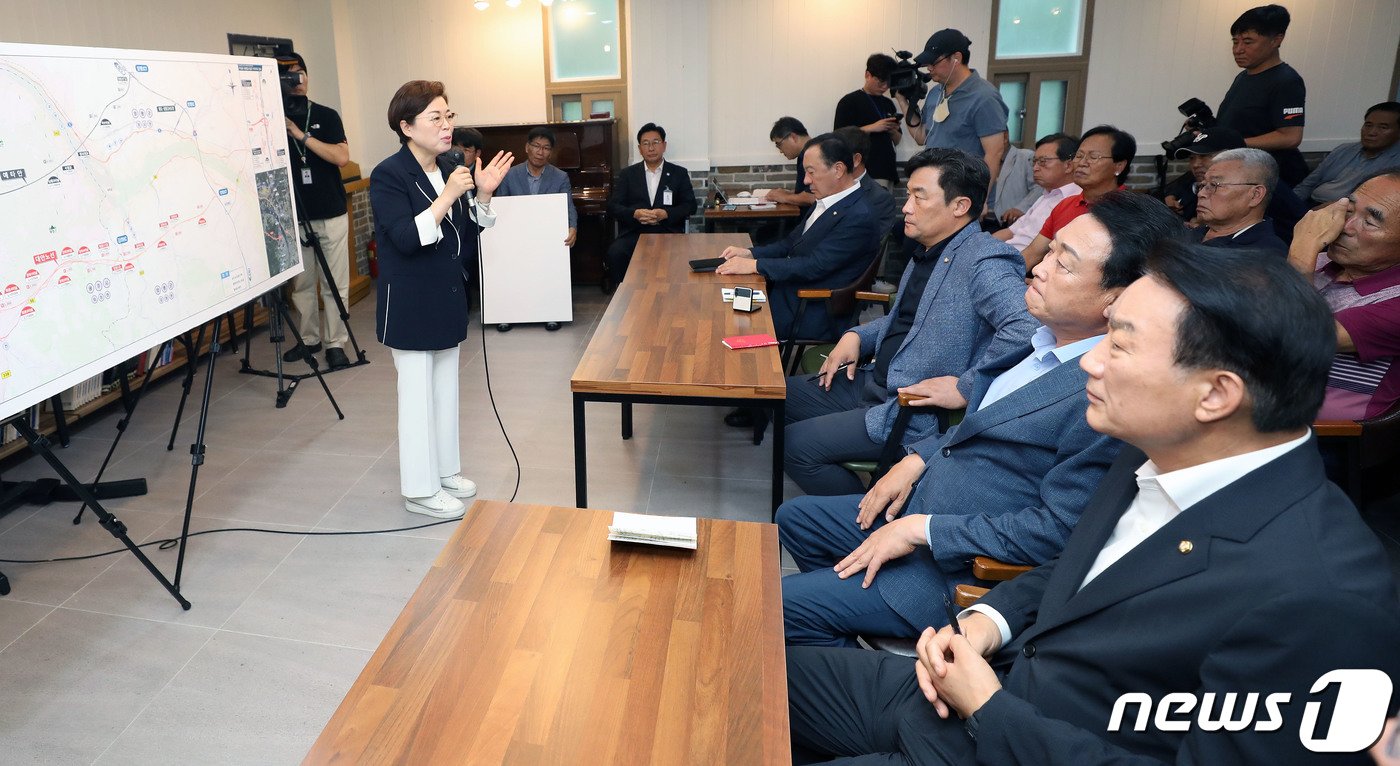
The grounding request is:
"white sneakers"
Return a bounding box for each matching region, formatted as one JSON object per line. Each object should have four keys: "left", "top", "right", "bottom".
{"left": 403, "top": 475, "right": 477, "bottom": 519}
{"left": 439, "top": 474, "right": 478, "bottom": 499}
{"left": 404, "top": 489, "right": 466, "bottom": 519}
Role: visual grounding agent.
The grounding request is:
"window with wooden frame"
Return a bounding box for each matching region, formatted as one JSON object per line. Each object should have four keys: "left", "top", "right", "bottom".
{"left": 987, "top": 0, "right": 1095, "bottom": 148}
{"left": 543, "top": 0, "right": 629, "bottom": 140}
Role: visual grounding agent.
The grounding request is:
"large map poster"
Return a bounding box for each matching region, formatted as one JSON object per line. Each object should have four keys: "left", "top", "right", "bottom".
{"left": 0, "top": 42, "right": 301, "bottom": 422}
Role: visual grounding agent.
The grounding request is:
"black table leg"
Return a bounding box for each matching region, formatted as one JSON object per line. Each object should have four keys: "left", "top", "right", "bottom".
{"left": 574, "top": 393, "right": 588, "bottom": 508}
{"left": 621, "top": 402, "right": 633, "bottom": 440}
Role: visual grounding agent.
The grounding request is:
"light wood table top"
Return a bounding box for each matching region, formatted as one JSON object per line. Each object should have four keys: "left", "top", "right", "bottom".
{"left": 571, "top": 233, "right": 787, "bottom": 400}
{"left": 304, "top": 501, "right": 790, "bottom": 765}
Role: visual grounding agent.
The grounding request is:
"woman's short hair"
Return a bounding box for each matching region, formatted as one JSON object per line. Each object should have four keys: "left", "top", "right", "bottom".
{"left": 387, "top": 80, "right": 446, "bottom": 145}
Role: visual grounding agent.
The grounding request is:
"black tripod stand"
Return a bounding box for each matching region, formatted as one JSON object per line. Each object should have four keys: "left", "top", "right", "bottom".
{"left": 240, "top": 183, "right": 368, "bottom": 404}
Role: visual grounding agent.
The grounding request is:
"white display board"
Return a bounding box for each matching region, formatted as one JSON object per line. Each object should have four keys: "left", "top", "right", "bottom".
{"left": 0, "top": 42, "right": 301, "bottom": 421}
{"left": 478, "top": 193, "right": 573, "bottom": 325}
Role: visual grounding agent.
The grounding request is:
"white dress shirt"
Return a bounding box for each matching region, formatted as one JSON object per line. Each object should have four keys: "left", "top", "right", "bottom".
{"left": 801, "top": 178, "right": 861, "bottom": 234}
{"left": 644, "top": 161, "right": 663, "bottom": 206}
{"left": 1006, "top": 181, "right": 1081, "bottom": 249}
{"left": 415, "top": 170, "right": 496, "bottom": 246}
{"left": 967, "top": 429, "right": 1312, "bottom": 648}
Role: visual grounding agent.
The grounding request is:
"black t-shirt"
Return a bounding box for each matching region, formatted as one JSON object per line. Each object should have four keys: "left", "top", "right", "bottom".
{"left": 287, "top": 101, "right": 348, "bottom": 220}
{"left": 873, "top": 228, "right": 959, "bottom": 389}
{"left": 794, "top": 145, "right": 810, "bottom": 196}
{"left": 1216, "top": 62, "right": 1308, "bottom": 185}
{"left": 834, "top": 89, "right": 899, "bottom": 184}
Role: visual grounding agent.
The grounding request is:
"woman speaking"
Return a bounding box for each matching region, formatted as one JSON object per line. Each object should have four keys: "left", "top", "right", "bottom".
{"left": 370, "top": 80, "right": 512, "bottom": 519}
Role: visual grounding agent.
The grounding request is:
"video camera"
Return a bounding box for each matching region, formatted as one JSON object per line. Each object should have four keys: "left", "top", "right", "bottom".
{"left": 888, "top": 50, "right": 931, "bottom": 128}
{"left": 1159, "top": 98, "right": 1217, "bottom": 156}
{"left": 278, "top": 67, "right": 310, "bottom": 124}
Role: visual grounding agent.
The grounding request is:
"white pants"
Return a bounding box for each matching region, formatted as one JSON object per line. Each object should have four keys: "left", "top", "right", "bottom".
{"left": 288, "top": 213, "right": 351, "bottom": 349}
{"left": 391, "top": 346, "right": 461, "bottom": 498}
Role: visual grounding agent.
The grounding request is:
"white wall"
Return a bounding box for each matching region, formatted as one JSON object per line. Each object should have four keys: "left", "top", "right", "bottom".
{"left": 706, "top": 0, "right": 991, "bottom": 166}
{"left": 628, "top": 0, "right": 711, "bottom": 169}
{"left": 1085, "top": 0, "right": 1400, "bottom": 151}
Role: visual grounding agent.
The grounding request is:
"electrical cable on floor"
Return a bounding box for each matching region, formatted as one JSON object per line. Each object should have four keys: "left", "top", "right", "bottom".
{"left": 0, "top": 191, "right": 526, "bottom": 569}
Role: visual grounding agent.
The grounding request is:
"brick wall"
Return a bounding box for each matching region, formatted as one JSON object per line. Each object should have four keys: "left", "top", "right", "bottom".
{"left": 349, "top": 186, "right": 373, "bottom": 277}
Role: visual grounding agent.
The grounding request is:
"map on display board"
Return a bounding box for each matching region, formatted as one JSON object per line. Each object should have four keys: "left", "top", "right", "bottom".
{"left": 0, "top": 42, "right": 301, "bottom": 422}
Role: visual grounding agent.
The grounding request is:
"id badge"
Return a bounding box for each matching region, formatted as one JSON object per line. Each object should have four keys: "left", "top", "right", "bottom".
{"left": 301, "top": 167, "right": 314, "bottom": 185}
{"left": 662, "top": 189, "right": 673, "bottom": 206}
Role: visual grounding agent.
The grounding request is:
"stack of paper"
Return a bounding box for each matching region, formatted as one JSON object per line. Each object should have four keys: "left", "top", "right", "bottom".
{"left": 608, "top": 512, "right": 698, "bottom": 550}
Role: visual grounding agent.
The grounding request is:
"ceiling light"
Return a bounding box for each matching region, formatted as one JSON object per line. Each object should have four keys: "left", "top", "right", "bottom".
{"left": 506, "top": 0, "right": 520, "bottom": 6}
{"left": 540, "top": 0, "right": 554, "bottom": 6}
{"left": 474, "top": 0, "right": 489, "bottom": 9}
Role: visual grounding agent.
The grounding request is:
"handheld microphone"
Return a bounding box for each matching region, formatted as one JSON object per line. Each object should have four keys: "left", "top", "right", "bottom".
{"left": 443, "top": 149, "right": 475, "bottom": 201}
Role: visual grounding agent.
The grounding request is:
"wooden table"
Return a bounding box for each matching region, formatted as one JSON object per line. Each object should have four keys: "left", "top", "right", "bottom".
{"left": 571, "top": 233, "right": 788, "bottom": 511}
{"left": 702, "top": 202, "right": 803, "bottom": 233}
{"left": 304, "top": 501, "right": 790, "bottom": 765}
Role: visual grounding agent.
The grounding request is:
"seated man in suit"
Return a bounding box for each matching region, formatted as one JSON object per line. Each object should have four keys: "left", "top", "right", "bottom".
{"left": 787, "top": 244, "right": 1400, "bottom": 764}
{"left": 779, "top": 191, "right": 1181, "bottom": 647}
{"left": 1189, "top": 148, "right": 1287, "bottom": 256}
{"left": 604, "top": 122, "right": 697, "bottom": 286}
{"left": 783, "top": 148, "right": 1037, "bottom": 496}
{"left": 834, "top": 126, "right": 900, "bottom": 238}
{"left": 495, "top": 126, "right": 577, "bottom": 249}
{"left": 716, "top": 133, "right": 879, "bottom": 343}
{"left": 1289, "top": 170, "right": 1400, "bottom": 421}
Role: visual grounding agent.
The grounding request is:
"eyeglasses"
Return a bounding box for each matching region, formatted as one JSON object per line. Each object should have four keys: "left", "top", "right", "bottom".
{"left": 639, "top": 139, "right": 664, "bottom": 147}
{"left": 1031, "top": 157, "right": 1066, "bottom": 167}
{"left": 1197, "top": 180, "right": 1263, "bottom": 194}
{"left": 417, "top": 111, "right": 456, "bottom": 128}
{"left": 772, "top": 136, "right": 791, "bottom": 149}
{"left": 1071, "top": 152, "right": 1111, "bottom": 164}
{"left": 526, "top": 142, "right": 553, "bottom": 152}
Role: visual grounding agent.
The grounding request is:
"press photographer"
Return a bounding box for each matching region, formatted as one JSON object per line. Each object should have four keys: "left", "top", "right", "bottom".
{"left": 1213, "top": 4, "right": 1308, "bottom": 185}
{"left": 276, "top": 52, "right": 354, "bottom": 370}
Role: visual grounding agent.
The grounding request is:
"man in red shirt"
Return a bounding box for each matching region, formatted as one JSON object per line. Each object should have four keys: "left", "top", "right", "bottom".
{"left": 1021, "top": 125, "right": 1135, "bottom": 271}
{"left": 1289, "top": 170, "right": 1400, "bottom": 420}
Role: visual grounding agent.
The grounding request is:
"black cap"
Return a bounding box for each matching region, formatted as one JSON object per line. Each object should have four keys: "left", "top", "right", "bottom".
{"left": 1172, "top": 126, "right": 1246, "bottom": 158}
{"left": 913, "top": 29, "right": 972, "bottom": 66}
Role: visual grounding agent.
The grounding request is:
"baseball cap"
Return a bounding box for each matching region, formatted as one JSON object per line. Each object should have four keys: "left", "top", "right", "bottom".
{"left": 913, "top": 29, "right": 972, "bottom": 66}
{"left": 1172, "top": 126, "right": 1246, "bottom": 158}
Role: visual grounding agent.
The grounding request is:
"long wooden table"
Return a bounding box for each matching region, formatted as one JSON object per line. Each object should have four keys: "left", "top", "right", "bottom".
{"left": 571, "top": 233, "right": 788, "bottom": 510}
{"left": 702, "top": 202, "right": 803, "bottom": 233}
{"left": 304, "top": 501, "right": 790, "bottom": 765}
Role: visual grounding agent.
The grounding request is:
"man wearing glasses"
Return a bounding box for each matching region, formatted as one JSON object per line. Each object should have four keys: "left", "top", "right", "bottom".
{"left": 897, "top": 29, "right": 1009, "bottom": 193}
{"left": 993, "top": 133, "right": 1081, "bottom": 251}
{"left": 604, "top": 122, "right": 697, "bottom": 286}
{"left": 1020, "top": 125, "right": 1136, "bottom": 271}
{"left": 496, "top": 126, "right": 578, "bottom": 251}
{"left": 1190, "top": 148, "right": 1287, "bottom": 256}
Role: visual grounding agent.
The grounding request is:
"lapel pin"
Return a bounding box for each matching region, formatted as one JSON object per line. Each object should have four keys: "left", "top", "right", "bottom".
{"left": 944, "top": 257, "right": 950, "bottom": 263}
{"left": 1178, "top": 540, "right": 1193, "bottom": 554}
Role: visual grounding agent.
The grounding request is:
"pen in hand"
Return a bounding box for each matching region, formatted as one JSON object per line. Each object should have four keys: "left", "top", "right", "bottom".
{"left": 807, "top": 361, "right": 852, "bottom": 382}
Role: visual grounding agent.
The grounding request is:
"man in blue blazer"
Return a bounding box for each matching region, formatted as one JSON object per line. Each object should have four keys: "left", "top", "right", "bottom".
{"left": 787, "top": 149, "right": 1037, "bottom": 496}
{"left": 779, "top": 191, "right": 1183, "bottom": 646}
{"left": 716, "top": 133, "right": 880, "bottom": 343}
{"left": 605, "top": 122, "right": 697, "bottom": 287}
{"left": 495, "top": 126, "right": 578, "bottom": 248}
{"left": 788, "top": 245, "right": 1400, "bottom": 765}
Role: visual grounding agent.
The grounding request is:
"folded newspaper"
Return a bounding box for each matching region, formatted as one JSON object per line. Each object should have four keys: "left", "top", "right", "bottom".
{"left": 608, "top": 512, "right": 698, "bottom": 550}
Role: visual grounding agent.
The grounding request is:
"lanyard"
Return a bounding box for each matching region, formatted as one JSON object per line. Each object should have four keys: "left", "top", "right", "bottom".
{"left": 293, "top": 103, "right": 313, "bottom": 164}
{"left": 864, "top": 91, "right": 889, "bottom": 118}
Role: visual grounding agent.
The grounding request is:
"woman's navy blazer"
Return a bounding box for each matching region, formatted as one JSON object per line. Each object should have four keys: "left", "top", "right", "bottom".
{"left": 369, "top": 145, "right": 483, "bottom": 351}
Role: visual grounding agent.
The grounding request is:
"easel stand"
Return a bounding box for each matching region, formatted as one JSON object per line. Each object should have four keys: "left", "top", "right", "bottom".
{"left": 2, "top": 413, "right": 190, "bottom": 609}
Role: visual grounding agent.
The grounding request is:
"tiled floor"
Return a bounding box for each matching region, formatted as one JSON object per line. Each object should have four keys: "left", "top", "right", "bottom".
{"left": 2, "top": 287, "right": 1398, "bottom": 764}
{"left": 0, "top": 287, "right": 798, "bottom": 764}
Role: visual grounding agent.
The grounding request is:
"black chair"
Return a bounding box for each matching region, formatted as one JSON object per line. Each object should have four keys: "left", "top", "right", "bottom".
{"left": 1315, "top": 399, "right": 1400, "bottom": 503}
{"left": 779, "top": 233, "right": 891, "bottom": 375}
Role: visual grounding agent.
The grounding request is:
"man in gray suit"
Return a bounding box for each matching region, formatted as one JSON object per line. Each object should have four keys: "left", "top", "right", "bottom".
{"left": 834, "top": 126, "right": 899, "bottom": 237}
{"left": 784, "top": 149, "right": 1037, "bottom": 496}
{"left": 779, "top": 192, "right": 1184, "bottom": 646}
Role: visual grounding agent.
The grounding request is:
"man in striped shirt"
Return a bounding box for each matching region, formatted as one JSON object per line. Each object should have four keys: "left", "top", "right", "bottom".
{"left": 1288, "top": 170, "right": 1400, "bottom": 420}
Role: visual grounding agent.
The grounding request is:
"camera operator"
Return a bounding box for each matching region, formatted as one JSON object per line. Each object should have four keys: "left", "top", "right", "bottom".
{"left": 897, "top": 29, "right": 1009, "bottom": 194}
{"left": 833, "top": 54, "right": 902, "bottom": 188}
{"left": 277, "top": 52, "right": 354, "bottom": 370}
{"left": 1214, "top": 4, "right": 1308, "bottom": 186}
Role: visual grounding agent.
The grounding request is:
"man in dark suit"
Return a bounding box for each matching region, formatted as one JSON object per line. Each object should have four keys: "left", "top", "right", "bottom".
{"left": 834, "top": 126, "right": 899, "bottom": 238}
{"left": 787, "top": 244, "right": 1400, "bottom": 764}
{"left": 779, "top": 192, "right": 1181, "bottom": 647}
{"left": 605, "top": 122, "right": 697, "bottom": 286}
{"left": 716, "top": 133, "right": 880, "bottom": 343}
{"left": 784, "top": 148, "right": 1036, "bottom": 495}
